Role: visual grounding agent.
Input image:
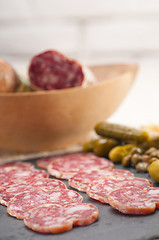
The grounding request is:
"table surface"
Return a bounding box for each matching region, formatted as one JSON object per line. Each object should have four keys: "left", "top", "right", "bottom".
{"left": 0, "top": 160, "right": 159, "bottom": 240}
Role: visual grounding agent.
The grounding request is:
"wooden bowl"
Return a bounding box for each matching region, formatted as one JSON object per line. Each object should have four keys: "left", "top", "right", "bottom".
{"left": 0, "top": 64, "right": 138, "bottom": 153}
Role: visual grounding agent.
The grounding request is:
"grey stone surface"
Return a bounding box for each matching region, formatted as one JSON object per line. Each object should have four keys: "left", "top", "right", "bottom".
{"left": 0, "top": 161, "right": 159, "bottom": 240}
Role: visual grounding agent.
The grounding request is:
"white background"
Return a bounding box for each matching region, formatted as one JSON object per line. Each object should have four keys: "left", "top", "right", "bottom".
{"left": 0, "top": 0, "right": 159, "bottom": 127}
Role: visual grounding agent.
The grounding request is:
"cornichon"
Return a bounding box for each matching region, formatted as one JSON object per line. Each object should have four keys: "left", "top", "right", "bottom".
{"left": 108, "top": 144, "right": 135, "bottom": 163}
{"left": 83, "top": 140, "right": 96, "bottom": 152}
{"left": 93, "top": 137, "right": 119, "bottom": 157}
{"left": 95, "top": 122, "right": 150, "bottom": 144}
{"left": 149, "top": 136, "right": 159, "bottom": 149}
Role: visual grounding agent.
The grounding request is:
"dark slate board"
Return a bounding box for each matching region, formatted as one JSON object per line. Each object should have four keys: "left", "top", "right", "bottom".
{"left": 0, "top": 159, "right": 159, "bottom": 240}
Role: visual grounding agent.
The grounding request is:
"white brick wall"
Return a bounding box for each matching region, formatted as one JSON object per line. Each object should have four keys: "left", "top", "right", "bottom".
{"left": 0, "top": 0, "right": 159, "bottom": 70}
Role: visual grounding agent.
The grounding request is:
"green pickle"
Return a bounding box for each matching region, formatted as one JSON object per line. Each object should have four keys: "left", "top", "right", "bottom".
{"left": 83, "top": 140, "right": 96, "bottom": 152}
{"left": 93, "top": 138, "right": 118, "bottom": 157}
{"left": 109, "top": 144, "right": 135, "bottom": 163}
{"left": 148, "top": 136, "right": 159, "bottom": 149}
{"left": 95, "top": 122, "right": 150, "bottom": 144}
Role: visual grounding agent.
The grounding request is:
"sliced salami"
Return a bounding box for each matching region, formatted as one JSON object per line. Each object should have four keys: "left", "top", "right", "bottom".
{"left": 0, "top": 178, "right": 67, "bottom": 206}
{"left": 36, "top": 154, "right": 75, "bottom": 169}
{"left": 87, "top": 177, "right": 153, "bottom": 204}
{"left": 29, "top": 50, "right": 84, "bottom": 91}
{"left": 108, "top": 186, "right": 159, "bottom": 215}
{"left": 7, "top": 189, "right": 83, "bottom": 219}
{"left": 69, "top": 169, "right": 134, "bottom": 192}
{"left": 47, "top": 153, "right": 114, "bottom": 179}
{"left": 0, "top": 168, "right": 48, "bottom": 188}
{"left": 24, "top": 203, "right": 98, "bottom": 234}
{"left": 0, "top": 161, "right": 34, "bottom": 170}
{"left": 37, "top": 153, "right": 87, "bottom": 170}
{"left": 0, "top": 187, "right": 7, "bottom": 206}
{"left": 36, "top": 157, "right": 57, "bottom": 169}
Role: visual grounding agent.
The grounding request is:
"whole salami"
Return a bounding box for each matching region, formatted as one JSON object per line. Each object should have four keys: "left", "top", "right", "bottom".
{"left": 87, "top": 177, "right": 152, "bottom": 204}
{"left": 7, "top": 189, "right": 83, "bottom": 219}
{"left": 24, "top": 203, "right": 98, "bottom": 234}
{"left": 29, "top": 50, "right": 84, "bottom": 90}
{"left": 108, "top": 186, "right": 159, "bottom": 215}
{"left": 0, "top": 58, "right": 20, "bottom": 93}
{"left": 47, "top": 153, "right": 114, "bottom": 179}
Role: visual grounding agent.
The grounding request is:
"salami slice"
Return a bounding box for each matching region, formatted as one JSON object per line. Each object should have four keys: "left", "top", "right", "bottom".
{"left": 0, "top": 161, "right": 34, "bottom": 170}
{"left": 0, "top": 168, "right": 48, "bottom": 188}
{"left": 69, "top": 169, "right": 134, "bottom": 192}
{"left": 36, "top": 153, "right": 88, "bottom": 169}
{"left": 0, "top": 187, "right": 7, "bottom": 206}
{"left": 36, "top": 154, "right": 75, "bottom": 169}
{"left": 7, "top": 189, "right": 83, "bottom": 219}
{"left": 29, "top": 50, "right": 84, "bottom": 91}
{"left": 0, "top": 178, "right": 67, "bottom": 206}
{"left": 87, "top": 177, "right": 153, "bottom": 204}
{"left": 108, "top": 186, "right": 159, "bottom": 215}
{"left": 24, "top": 203, "right": 98, "bottom": 234}
{"left": 47, "top": 153, "right": 114, "bottom": 179}
{"left": 36, "top": 157, "right": 57, "bottom": 169}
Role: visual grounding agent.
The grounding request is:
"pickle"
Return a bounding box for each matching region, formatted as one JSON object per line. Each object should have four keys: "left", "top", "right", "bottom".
{"left": 149, "top": 136, "right": 159, "bottom": 149}
{"left": 93, "top": 138, "right": 118, "bottom": 157}
{"left": 148, "top": 160, "right": 159, "bottom": 182}
{"left": 83, "top": 140, "right": 96, "bottom": 152}
{"left": 95, "top": 122, "right": 150, "bottom": 144}
{"left": 108, "top": 144, "right": 135, "bottom": 163}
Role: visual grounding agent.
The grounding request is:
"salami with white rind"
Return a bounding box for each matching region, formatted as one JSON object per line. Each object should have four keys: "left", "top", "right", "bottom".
{"left": 47, "top": 153, "right": 114, "bottom": 179}
{"left": 69, "top": 169, "right": 134, "bottom": 192}
{"left": 108, "top": 186, "right": 159, "bottom": 215}
{"left": 24, "top": 203, "right": 98, "bottom": 234}
{"left": 7, "top": 189, "right": 83, "bottom": 219}
{"left": 0, "top": 58, "right": 20, "bottom": 93}
{"left": 87, "top": 177, "right": 153, "bottom": 204}
{"left": 0, "top": 178, "right": 67, "bottom": 206}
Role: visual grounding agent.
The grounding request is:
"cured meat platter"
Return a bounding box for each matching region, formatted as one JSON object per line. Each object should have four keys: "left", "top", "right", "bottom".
{"left": 0, "top": 157, "right": 159, "bottom": 240}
